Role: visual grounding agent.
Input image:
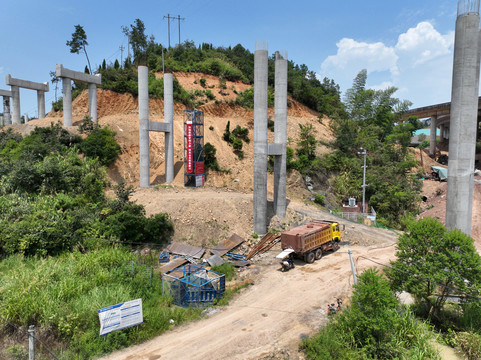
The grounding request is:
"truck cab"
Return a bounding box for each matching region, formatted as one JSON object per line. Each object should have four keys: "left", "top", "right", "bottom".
{"left": 331, "top": 222, "right": 341, "bottom": 242}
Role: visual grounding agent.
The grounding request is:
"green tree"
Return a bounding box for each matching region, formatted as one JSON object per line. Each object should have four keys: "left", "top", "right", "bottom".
{"left": 66, "top": 24, "right": 92, "bottom": 74}
{"left": 114, "top": 59, "right": 120, "bottom": 69}
{"left": 80, "top": 127, "right": 121, "bottom": 166}
{"left": 122, "top": 19, "right": 148, "bottom": 65}
{"left": 386, "top": 217, "right": 481, "bottom": 320}
{"left": 297, "top": 123, "right": 317, "bottom": 160}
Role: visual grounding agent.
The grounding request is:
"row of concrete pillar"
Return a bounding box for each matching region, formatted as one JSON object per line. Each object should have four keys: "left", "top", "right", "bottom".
{"left": 253, "top": 42, "right": 288, "bottom": 235}
{"left": 1, "top": 65, "right": 101, "bottom": 126}
{"left": 1, "top": 75, "right": 48, "bottom": 124}
{"left": 138, "top": 66, "right": 174, "bottom": 187}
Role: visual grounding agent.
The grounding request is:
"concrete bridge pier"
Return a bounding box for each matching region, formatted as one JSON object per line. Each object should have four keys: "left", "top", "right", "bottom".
{"left": 446, "top": 0, "right": 481, "bottom": 235}
{"left": 88, "top": 83, "right": 97, "bottom": 121}
{"left": 138, "top": 67, "right": 175, "bottom": 187}
{"left": 37, "top": 91, "right": 45, "bottom": 118}
{"left": 138, "top": 66, "right": 150, "bottom": 188}
{"left": 429, "top": 115, "right": 437, "bottom": 155}
{"left": 56, "top": 64, "right": 101, "bottom": 126}
{"left": 10, "top": 85, "right": 21, "bottom": 124}
{"left": 253, "top": 41, "right": 269, "bottom": 235}
{"left": 5, "top": 75, "right": 49, "bottom": 123}
{"left": 0, "top": 90, "right": 12, "bottom": 125}
{"left": 273, "top": 51, "right": 288, "bottom": 218}
{"left": 62, "top": 78, "right": 73, "bottom": 126}
{"left": 164, "top": 73, "right": 174, "bottom": 184}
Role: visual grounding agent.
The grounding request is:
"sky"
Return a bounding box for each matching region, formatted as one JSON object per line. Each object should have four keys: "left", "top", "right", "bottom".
{"left": 0, "top": 0, "right": 463, "bottom": 118}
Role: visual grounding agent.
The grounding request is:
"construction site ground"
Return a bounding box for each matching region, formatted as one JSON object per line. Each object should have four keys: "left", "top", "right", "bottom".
{"left": 19, "top": 73, "right": 480, "bottom": 359}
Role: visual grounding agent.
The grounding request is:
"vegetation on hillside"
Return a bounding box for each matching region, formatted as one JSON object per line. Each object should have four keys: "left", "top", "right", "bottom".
{"left": 0, "top": 123, "right": 179, "bottom": 358}
{"left": 304, "top": 218, "right": 481, "bottom": 360}
{"left": 0, "top": 123, "right": 173, "bottom": 257}
{"left": 303, "top": 268, "right": 439, "bottom": 359}
{"left": 294, "top": 69, "right": 423, "bottom": 228}
{"left": 54, "top": 19, "right": 344, "bottom": 118}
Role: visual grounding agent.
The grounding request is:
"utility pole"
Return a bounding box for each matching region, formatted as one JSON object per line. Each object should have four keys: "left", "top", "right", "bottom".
{"left": 357, "top": 148, "right": 368, "bottom": 215}
{"left": 163, "top": 14, "right": 173, "bottom": 48}
{"left": 348, "top": 249, "right": 358, "bottom": 285}
{"left": 28, "top": 325, "right": 35, "bottom": 360}
{"left": 119, "top": 45, "right": 125, "bottom": 68}
{"left": 177, "top": 15, "right": 185, "bottom": 45}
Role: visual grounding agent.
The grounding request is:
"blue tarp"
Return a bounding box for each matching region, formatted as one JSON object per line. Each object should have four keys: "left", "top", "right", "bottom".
{"left": 431, "top": 166, "right": 448, "bottom": 181}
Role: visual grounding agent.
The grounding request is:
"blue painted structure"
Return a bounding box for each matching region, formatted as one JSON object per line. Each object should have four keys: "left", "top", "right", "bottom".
{"left": 162, "top": 264, "right": 225, "bottom": 308}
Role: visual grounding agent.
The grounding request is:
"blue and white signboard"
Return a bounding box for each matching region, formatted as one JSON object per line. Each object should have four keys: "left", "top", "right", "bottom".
{"left": 98, "top": 298, "right": 143, "bottom": 336}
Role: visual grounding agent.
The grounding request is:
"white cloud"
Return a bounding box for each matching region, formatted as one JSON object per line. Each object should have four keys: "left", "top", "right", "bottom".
{"left": 319, "top": 21, "right": 455, "bottom": 107}
{"left": 322, "top": 38, "right": 399, "bottom": 76}
{"left": 395, "top": 21, "right": 454, "bottom": 65}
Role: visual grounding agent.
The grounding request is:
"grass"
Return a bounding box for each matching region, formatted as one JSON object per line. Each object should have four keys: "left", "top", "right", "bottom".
{"left": 0, "top": 247, "right": 203, "bottom": 359}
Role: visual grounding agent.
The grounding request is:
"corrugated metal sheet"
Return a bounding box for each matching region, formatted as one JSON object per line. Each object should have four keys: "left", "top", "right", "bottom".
{"left": 205, "top": 254, "right": 225, "bottom": 267}
{"left": 166, "top": 242, "right": 205, "bottom": 259}
{"left": 159, "top": 258, "right": 188, "bottom": 274}
{"left": 211, "top": 233, "right": 245, "bottom": 256}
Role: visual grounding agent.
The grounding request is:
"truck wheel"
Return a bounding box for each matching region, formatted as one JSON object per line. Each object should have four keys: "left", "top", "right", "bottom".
{"left": 315, "top": 248, "right": 323, "bottom": 260}
{"left": 305, "top": 252, "right": 315, "bottom": 264}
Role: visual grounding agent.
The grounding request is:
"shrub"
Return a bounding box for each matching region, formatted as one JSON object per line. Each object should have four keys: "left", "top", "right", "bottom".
{"left": 203, "top": 142, "right": 221, "bottom": 172}
{"left": 211, "top": 263, "right": 235, "bottom": 281}
{"left": 205, "top": 90, "right": 215, "bottom": 100}
{"left": 232, "top": 125, "right": 249, "bottom": 142}
{"left": 199, "top": 78, "right": 206, "bottom": 87}
{"left": 223, "top": 121, "right": 231, "bottom": 142}
{"left": 232, "top": 138, "right": 243, "bottom": 151}
{"left": 314, "top": 193, "right": 325, "bottom": 206}
{"left": 80, "top": 126, "right": 121, "bottom": 166}
{"left": 236, "top": 150, "right": 244, "bottom": 160}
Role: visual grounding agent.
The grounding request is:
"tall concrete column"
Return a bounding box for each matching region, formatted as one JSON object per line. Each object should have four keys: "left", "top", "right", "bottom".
{"left": 273, "top": 51, "right": 288, "bottom": 218}
{"left": 446, "top": 1, "right": 481, "bottom": 235}
{"left": 88, "top": 84, "right": 97, "bottom": 121}
{"left": 253, "top": 41, "right": 268, "bottom": 235}
{"left": 429, "top": 115, "right": 437, "bottom": 155}
{"left": 3, "top": 97, "right": 11, "bottom": 125}
{"left": 164, "top": 73, "right": 174, "bottom": 184}
{"left": 139, "top": 66, "right": 150, "bottom": 188}
{"left": 11, "top": 86, "right": 21, "bottom": 124}
{"left": 439, "top": 124, "right": 445, "bottom": 144}
{"left": 37, "top": 91, "right": 46, "bottom": 118}
{"left": 62, "top": 78, "right": 72, "bottom": 126}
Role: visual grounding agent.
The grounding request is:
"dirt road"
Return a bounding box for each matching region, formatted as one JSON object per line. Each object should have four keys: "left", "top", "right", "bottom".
{"left": 101, "top": 243, "right": 397, "bottom": 360}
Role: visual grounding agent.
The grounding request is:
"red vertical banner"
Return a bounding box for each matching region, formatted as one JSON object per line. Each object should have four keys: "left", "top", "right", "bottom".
{"left": 186, "top": 122, "right": 193, "bottom": 173}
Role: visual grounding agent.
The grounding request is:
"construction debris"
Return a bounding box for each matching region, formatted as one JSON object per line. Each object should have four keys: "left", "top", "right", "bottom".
{"left": 211, "top": 233, "right": 245, "bottom": 256}
{"left": 246, "top": 233, "right": 280, "bottom": 260}
{"left": 226, "top": 252, "right": 246, "bottom": 261}
{"left": 166, "top": 242, "right": 205, "bottom": 259}
{"left": 159, "top": 258, "right": 189, "bottom": 274}
{"left": 231, "top": 260, "right": 251, "bottom": 267}
{"left": 205, "top": 254, "right": 225, "bottom": 267}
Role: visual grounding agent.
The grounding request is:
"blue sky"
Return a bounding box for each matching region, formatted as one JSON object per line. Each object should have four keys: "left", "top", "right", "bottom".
{"left": 0, "top": 0, "right": 460, "bottom": 118}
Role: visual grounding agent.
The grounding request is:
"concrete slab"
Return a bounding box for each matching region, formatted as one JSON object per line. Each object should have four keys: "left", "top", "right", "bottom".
{"left": 5, "top": 75, "right": 49, "bottom": 92}
{"left": 55, "top": 64, "right": 101, "bottom": 84}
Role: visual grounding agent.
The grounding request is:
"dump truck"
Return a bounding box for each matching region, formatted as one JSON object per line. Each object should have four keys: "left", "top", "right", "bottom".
{"left": 280, "top": 220, "right": 342, "bottom": 264}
